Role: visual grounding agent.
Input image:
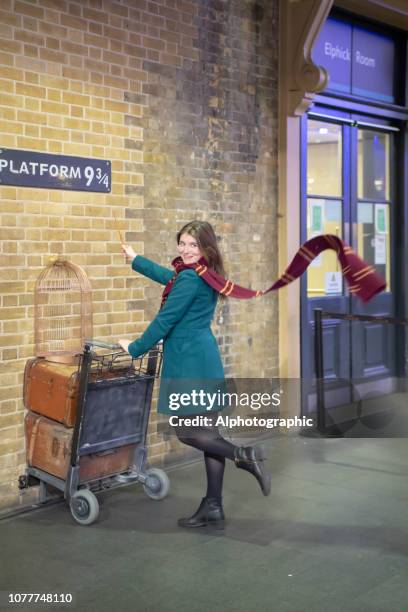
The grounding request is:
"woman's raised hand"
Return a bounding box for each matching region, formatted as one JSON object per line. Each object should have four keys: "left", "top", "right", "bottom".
{"left": 118, "top": 338, "right": 131, "bottom": 353}
{"left": 121, "top": 243, "right": 136, "bottom": 263}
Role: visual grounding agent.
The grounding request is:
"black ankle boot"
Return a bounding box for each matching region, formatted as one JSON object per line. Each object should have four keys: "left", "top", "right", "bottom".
{"left": 234, "top": 445, "right": 271, "bottom": 496}
{"left": 178, "top": 497, "right": 225, "bottom": 529}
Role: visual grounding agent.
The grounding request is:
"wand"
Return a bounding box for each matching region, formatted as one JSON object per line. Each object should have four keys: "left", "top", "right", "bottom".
{"left": 113, "top": 211, "right": 125, "bottom": 244}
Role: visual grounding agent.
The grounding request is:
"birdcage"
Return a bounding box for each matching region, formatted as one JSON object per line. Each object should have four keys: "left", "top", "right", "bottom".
{"left": 35, "top": 258, "right": 93, "bottom": 364}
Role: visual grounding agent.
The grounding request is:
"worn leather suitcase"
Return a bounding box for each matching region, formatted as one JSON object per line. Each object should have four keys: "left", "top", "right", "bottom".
{"left": 24, "top": 358, "right": 79, "bottom": 427}
{"left": 24, "top": 358, "right": 135, "bottom": 427}
{"left": 25, "top": 411, "right": 136, "bottom": 482}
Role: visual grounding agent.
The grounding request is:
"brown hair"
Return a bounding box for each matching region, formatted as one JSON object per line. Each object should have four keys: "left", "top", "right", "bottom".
{"left": 177, "top": 220, "right": 226, "bottom": 277}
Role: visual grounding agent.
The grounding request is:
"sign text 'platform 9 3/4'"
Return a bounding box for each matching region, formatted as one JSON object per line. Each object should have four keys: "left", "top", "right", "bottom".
{"left": 0, "top": 148, "right": 111, "bottom": 193}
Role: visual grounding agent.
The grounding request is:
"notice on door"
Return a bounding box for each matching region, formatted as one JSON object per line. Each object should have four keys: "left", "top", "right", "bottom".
{"left": 374, "top": 234, "right": 386, "bottom": 265}
{"left": 325, "top": 271, "right": 342, "bottom": 294}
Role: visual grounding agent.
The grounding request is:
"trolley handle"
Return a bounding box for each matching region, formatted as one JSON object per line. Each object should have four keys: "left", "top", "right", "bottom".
{"left": 84, "top": 339, "right": 121, "bottom": 350}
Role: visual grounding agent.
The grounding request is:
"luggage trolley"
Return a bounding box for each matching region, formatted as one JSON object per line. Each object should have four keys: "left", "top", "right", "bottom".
{"left": 19, "top": 341, "right": 170, "bottom": 525}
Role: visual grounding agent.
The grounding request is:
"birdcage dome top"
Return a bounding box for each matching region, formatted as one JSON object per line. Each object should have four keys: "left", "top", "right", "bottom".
{"left": 34, "top": 257, "right": 93, "bottom": 363}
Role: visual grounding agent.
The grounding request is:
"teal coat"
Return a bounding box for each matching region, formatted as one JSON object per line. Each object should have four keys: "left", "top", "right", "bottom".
{"left": 127, "top": 256, "right": 225, "bottom": 415}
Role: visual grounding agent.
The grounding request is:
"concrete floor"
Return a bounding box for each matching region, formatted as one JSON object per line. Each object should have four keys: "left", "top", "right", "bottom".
{"left": 1, "top": 434, "right": 408, "bottom": 612}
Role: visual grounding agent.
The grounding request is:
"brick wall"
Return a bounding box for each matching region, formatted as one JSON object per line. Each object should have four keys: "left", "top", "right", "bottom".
{"left": 0, "top": 0, "right": 279, "bottom": 511}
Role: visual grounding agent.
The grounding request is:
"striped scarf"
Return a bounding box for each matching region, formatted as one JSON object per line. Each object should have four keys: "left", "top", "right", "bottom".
{"left": 161, "top": 234, "right": 385, "bottom": 307}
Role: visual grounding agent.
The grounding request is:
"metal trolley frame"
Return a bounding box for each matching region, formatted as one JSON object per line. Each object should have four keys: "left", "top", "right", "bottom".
{"left": 19, "top": 341, "right": 169, "bottom": 525}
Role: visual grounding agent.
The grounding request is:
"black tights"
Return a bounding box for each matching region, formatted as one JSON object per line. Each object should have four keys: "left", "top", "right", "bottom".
{"left": 174, "top": 417, "right": 237, "bottom": 499}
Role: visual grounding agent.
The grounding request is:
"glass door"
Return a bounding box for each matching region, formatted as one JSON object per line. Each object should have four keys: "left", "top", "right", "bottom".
{"left": 351, "top": 126, "right": 395, "bottom": 396}
{"left": 301, "top": 111, "right": 397, "bottom": 415}
{"left": 301, "top": 115, "right": 351, "bottom": 412}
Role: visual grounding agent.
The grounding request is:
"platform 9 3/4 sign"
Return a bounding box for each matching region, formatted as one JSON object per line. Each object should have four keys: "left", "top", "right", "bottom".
{"left": 0, "top": 148, "right": 111, "bottom": 192}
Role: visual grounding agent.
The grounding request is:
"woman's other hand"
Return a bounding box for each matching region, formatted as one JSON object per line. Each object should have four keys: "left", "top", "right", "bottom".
{"left": 121, "top": 243, "right": 136, "bottom": 263}
{"left": 118, "top": 338, "right": 131, "bottom": 353}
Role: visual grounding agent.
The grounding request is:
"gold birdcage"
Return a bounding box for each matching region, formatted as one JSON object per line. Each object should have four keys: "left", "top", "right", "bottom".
{"left": 34, "top": 258, "right": 93, "bottom": 364}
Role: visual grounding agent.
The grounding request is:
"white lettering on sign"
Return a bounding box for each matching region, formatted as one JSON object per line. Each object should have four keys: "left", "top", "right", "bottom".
{"left": 324, "top": 42, "right": 351, "bottom": 61}
{"left": 0, "top": 159, "right": 83, "bottom": 180}
{"left": 355, "top": 50, "right": 375, "bottom": 68}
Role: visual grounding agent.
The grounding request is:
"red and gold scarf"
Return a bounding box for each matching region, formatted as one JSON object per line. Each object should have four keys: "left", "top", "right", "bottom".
{"left": 161, "top": 234, "right": 385, "bottom": 307}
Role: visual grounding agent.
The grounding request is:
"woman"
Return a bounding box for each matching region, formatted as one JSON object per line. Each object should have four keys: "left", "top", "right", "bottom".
{"left": 119, "top": 220, "right": 271, "bottom": 530}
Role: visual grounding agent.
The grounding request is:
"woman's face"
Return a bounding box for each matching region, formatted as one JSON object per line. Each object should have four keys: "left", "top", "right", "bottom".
{"left": 177, "top": 232, "right": 203, "bottom": 264}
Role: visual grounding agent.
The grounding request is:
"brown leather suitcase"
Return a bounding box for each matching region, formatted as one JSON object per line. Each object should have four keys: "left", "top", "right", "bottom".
{"left": 24, "top": 358, "right": 79, "bottom": 427}
{"left": 24, "top": 358, "right": 135, "bottom": 427}
{"left": 25, "top": 411, "right": 136, "bottom": 482}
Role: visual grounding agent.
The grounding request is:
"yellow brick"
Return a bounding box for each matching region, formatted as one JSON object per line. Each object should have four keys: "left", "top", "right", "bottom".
{"left": 71, "top": 132, "right": 83, "bottom": 143}
{"left": 47, "top": 141, "right": 63, "bottom": 153}
{"left": 18, "top": 296, "right": 33, "bottom": 306}
{"left": 84, "top": 108, "right": 106, "bottom": 121}
{"left": 0, "top": 372, "right": 18, "bottom": 388}
{"left": 17, "top": 188, "right": 47, "bottom": 201}
{"left": 0, "top": 228, "right": 24, "bottom": 241}
{"left": 1, "top": 350, "right": 18, "bottom": 363}
{"left": 87, "top": 133, "right": 110, "bottom": 146}
{"left": 0, "top": 396, "right": 17, "bottom": 411}
{"left": 24, "top": 71, "right": 39, "bottom": 85}
{"left": 4, "top": 319, "right": 31, "bottom": 333}
{"left": 0, "top": 440, "right": 21, "bottom": 456}
{"left": 0, "top": 7, "right": 20, "bottom": 26}
{"left": 24, "top": 97, "right": 40, "bottom": 111}
{"left": 24, "top": 237, "right": 47, "bottom": 249}
{"left": 62, "top": 92, "right": 90, "bottom": 106}
{"left": 40, "top": 101, "right": 69, "bottom": 114}
{"left": 70, "top": 226, "right": 86, "bottom": 238}
{"left": 62, "top": 67, "right": 88, "bottom": 81}
{"left": 0, "top": 78, "right": 14, "bottom": 94}
{"left": 39, "top": 74, "right": 66, "bottom": 89}
{"left": 15, "top": 0, "right": 44, "bottom": 19}
{"left": 62, "top": 117, "right": 91, "bottom": 130}
{"left": 0, "top": 255, "right": 26, "bottom": 267}
{"left": 0, "top": 51, "right": 13, "bottom": 67}
{"left": 0, "top": 134, "right": 16, "bottom": 147}
{"left": 3, "top": 296, "right": 18, "bottom": 307}
{"left": 15, "top": 83, "right": 46, "bottom": 98}
{"left": 1, "top": 308, "right": 25, "bottom": 322}
{"left": 47, "top": 89, "right": 61, "bottom": 102}
{"left": 39, "top": 47, "right": 66, "bottom": 64}
{"left": 0, "top": 39, "right": 22, "bottom": 54}
{"left": 104, "top": 99, "right": 129, "bottom": 113}
{"left": 0, "top": 413, "right": 22, "bottom": 428}
{"left": 0, "top": 454, "right": 18, "bottom": 470}
{"left": 0, "top": 93, "right": 24, "bottom": 107}
{"left": 40, "top": 126, "right": 67, "bottom": 140}
{"left": 18, "top": 345, "right": 36, "bottom": 359}
{"left": 69, "top": 106, "right": 83, "bottom": 119}
{"left": 24, "top": 125, "right": 40, "bottom": 137}
{"left": 0, "top": 107, "right": 16, "bottom": 121}
{"left": 78, "top": 206, "right": 109, "bottom": 218}
{"left": 16, "top": 137, "right": 43, "bottom": 150}
{"left": 62, "top": 216, "right": 91, "bottom": 229}
{"left": 0, "top": 383, "right": 22, "bottom": 400}
{"left": 41, "top": 229, "right": 70, "bottom": 241}
{"left": 17, "top": 110, "right": 47, "bottom": 124}
{"left": 62, "top": 143, "right": 92, "bottom": 156}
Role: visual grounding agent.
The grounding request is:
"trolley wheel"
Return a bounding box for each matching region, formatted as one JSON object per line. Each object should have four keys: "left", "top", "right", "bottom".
{"left": 70, "top": 489, "right": 99, "bottom": 525}
{"left": 143, "top": 468, "right": 170, "bottom": 501}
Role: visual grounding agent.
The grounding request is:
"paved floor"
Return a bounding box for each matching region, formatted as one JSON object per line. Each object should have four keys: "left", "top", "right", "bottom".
{"left": 1, "top": 434, "right": 408, "bottom": 612}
